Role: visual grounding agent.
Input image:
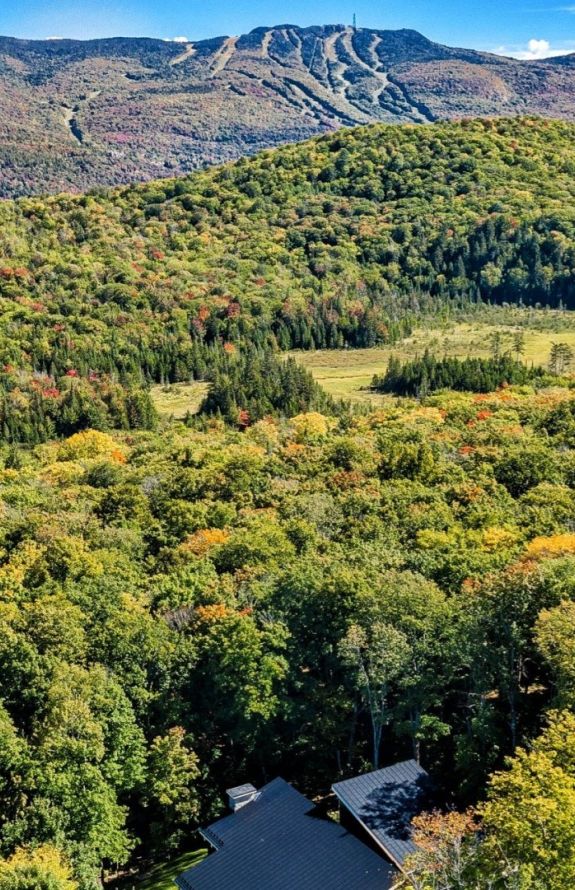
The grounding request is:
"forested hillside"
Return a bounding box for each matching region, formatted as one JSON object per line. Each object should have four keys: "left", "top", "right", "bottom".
{"left": 1, "top": 116, "right": 575, "bottom": 888}
{"left": 0, "top": 117, "right": 574, "bottom": 392}
{"left": 2, "top": 25, "right": 575, "bottom": 197}
{"left": 2, "top": 389, "right": 575, "bottom": 887}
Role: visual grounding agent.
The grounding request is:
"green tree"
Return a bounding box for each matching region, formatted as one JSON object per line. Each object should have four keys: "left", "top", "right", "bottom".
{"left": 358, "top": 572, "right": 456, "bottom": 762}
{"left": 549, "top": 342, "right": 574, "bottom": 375}
{"left": 481, "top": 711, "right": 575, "bottom": 889}
{"left": 8, "top": 666, "right": 146, "bottom": 888}
{"left": 535, "top": 601, "right": 575, "bottom": 706}
{"left": 144, "top": 727, "right": 201, "bottom": 853}
{"left": 512, "top": 332, "right": 525, "bottom": 362}
{"left": 339, "top": 622, "right": 411, "bottom": 768}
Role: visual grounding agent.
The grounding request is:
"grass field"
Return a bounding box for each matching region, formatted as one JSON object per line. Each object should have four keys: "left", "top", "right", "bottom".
{"left": 149, "top": 313, "right": 575, "bottom": 411}
{"left": 293, "top": 319, "right": 575, "bottom": 404}
{"left": 151, "top": 382, "right": 209, "bottom": 420}
{"left": 108, "top": 849, "right": 208, "bottom": 890}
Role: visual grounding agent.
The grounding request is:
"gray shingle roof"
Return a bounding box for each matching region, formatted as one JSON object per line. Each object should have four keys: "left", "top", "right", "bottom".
{"left": 332, "top": 759, "right": 431, "bottom": 868}
{"left": 175, "top": 777, "right": 396, "bottom": 890}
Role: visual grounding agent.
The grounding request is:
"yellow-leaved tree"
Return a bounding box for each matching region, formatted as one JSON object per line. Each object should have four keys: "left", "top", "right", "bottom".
{"left": 481, "top": 710, "right": 575, "bottom": 888}
{"left": 0, "top": 845, "right": 77, "bottom": 890}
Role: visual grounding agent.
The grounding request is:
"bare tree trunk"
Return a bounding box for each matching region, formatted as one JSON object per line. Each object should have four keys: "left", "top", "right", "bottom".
{"left": 346, "top": 699, "right": 359, "bottom": 770}
{"left": 411, "top": 708, "right": 421, "bottom": 764}
{"left": 372, "top": 720, "right": 382, "bottom": 770}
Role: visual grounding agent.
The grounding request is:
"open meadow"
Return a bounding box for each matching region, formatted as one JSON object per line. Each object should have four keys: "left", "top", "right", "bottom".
{"left": 150, "top": 382, "right": 209, "bottom": 420}
{"left": 293, "top": 312, "right": 575, "bottom": 403}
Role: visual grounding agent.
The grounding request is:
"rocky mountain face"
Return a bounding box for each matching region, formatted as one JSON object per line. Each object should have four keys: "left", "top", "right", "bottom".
{"left": 1, "top": 24, "right": 574, "bottom": 196}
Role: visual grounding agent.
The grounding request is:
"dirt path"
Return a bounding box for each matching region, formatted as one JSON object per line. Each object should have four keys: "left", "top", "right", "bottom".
{"left": 61, "top": 105, "right": 82, "bottom": 145}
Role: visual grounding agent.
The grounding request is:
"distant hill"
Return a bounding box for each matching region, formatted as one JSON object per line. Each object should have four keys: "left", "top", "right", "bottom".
{"left": 1, "top": 24, "right": 575, "bottom": 196}
{"left": 0, "top": 116, "right": 574, "bottom": 380}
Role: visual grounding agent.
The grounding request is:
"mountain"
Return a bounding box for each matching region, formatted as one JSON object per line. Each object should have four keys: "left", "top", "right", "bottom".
{"left": 0, "top": 116, "right": 574, "bottom": 381}
{"left": 1, "top": 24, "right": 575, "bottom": 197}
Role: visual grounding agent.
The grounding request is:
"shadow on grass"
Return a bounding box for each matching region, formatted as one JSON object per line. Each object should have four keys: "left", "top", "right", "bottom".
{"left": 108, "top": 848, "right": 208, "bottom": 890}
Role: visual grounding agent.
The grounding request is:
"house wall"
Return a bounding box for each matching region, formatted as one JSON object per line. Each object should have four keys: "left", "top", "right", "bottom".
{"left": 339, "top": 804, "right": 390, "bottom": 860}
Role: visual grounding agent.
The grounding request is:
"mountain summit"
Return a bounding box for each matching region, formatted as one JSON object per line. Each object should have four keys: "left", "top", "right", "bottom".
{"left": 1, "top": 24, "right": 574, "bottom": 196}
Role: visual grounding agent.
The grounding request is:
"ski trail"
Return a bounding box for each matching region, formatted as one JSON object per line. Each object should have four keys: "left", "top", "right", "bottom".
{"left": 342, "top": 29, "right": 390, "bottom": 106}
{"left": 169, "top": 44, "right": 196, "bottom": 66}
{"left": 260, "top": 29, "right": 273, "bottom": 57}
{"left": 368, "top": 34, "right": 384, "bottom": 71}
{"left": 324, "top": 32, "right": 348, "bottom": 96}
{"left": 286, "top": 27, "right": 303, "bottom": 62}
{"left": 210, "top": 36, "right": 238, "bottom": 76}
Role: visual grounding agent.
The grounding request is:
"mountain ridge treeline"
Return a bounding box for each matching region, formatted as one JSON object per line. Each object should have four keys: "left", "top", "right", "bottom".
{"left": 1, "top": 24, "right": 575, "bottom": 197}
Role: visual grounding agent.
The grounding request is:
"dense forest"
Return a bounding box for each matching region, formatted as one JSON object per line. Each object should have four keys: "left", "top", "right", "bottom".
{"left": 373, "top": 353, "right": 550, "bottom": 396}
{"left": 0, "top": 118, "right": 574, "bottom": 390}
{"left": 1, "top": 117, "right": 575, "bottom": 888}
{"left": 1, "top": 389, "right": 575, "bottom": 887}
{"left": 0, "top": 347, "right": 334, "bottom": 444}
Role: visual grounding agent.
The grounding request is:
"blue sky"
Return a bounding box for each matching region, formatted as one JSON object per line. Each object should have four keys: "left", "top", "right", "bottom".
{"left": 3, "top": 0, "right": 575, "bottom": 58}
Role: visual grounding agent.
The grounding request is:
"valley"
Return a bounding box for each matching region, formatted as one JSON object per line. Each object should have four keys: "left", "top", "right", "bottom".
{"left": 295, "top": 312, "right": 575, "bottom": 402}
{"left": 0, "top": 33, "right": 575, "bottom": 883}
{"left": 0, "top": 115, "right": 574, "bottom": 436}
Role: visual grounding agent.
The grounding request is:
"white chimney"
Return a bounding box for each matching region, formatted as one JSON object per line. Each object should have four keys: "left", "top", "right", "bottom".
{"left": 226, "top": 783, "right": 259, "bottom": 812}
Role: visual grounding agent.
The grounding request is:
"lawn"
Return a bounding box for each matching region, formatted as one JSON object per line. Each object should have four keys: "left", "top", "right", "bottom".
{"left": 151, "top": 382, "right": 209, "bottom": 420}
{"left": 293, "top": 316, "right": 575, "bottom": 404}
{"left": 108, "top": 849, "right": 208, "bottom": 890}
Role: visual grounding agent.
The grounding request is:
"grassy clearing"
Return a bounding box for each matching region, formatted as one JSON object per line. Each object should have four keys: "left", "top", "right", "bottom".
{"left": 108, "top": 849, "right": 208, "bottom": 890}
{"left": 151, "top": 382, "right": 209, "bottom": 419}
{"left": 293, "top": 317, "right": 575, "bottom": 404}
{"left": 150, "top": 313, "right": 575, "bottom": 410}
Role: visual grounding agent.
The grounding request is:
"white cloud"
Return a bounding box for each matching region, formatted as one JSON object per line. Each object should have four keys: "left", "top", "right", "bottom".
{"left": 45, "top": 36, "right": 65, "bottom": 41}
{"left": 493, "top": 38, "right": 575, "bottom": 58}
{"left": 163, "top": 36, "right": 190, "bottom": 43}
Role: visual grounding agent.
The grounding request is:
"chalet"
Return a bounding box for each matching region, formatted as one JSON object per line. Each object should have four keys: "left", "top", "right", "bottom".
{"left": 175, "top": 760, "right": 430, "bottom": 889}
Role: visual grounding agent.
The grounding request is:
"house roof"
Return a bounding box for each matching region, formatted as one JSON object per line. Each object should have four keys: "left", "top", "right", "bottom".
{"left": 175, "top": 777, "right": 396, "bottom": 890}
{"left": 332, "top": 759, "right": 431, "bottom": 869}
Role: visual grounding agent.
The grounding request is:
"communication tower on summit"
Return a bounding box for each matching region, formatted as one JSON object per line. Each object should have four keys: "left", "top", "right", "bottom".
{"left": 353, "top": 13, "right": 357, "bottom": 31}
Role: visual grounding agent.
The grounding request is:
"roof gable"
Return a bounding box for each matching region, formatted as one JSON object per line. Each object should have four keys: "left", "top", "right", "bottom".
{"left": 198, "top": 777, "right": 309, "bottom": 849}
{"left": 332, "top": 759, "right": 431, "bottom": 869}
{"left": 176, "top": 777, "right": 396, "bottom": 890}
